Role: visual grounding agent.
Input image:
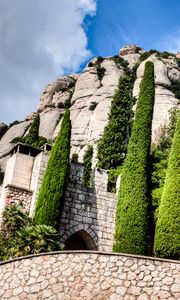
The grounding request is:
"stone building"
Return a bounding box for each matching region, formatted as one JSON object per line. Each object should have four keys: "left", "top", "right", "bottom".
{"left": 0, "top": 142, "right": 118, "bottom": 252}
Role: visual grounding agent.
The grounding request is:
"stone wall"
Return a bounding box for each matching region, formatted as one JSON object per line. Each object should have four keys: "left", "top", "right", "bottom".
{"left": 29, "top": 152, "right": 49, "bottom": 216}
{"left": 60, "top": 163, "right": 117, "bottom": 252}
{"left": 2, "top": 184, "right": 33, "bottom": 211}
{"left": 0, "top": 251, "right": 180, "bottom": 299}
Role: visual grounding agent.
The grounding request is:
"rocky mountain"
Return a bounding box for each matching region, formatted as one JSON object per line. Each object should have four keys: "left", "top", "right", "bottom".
{"left": 0, "top": 44, "right": 179, "bottom": 174}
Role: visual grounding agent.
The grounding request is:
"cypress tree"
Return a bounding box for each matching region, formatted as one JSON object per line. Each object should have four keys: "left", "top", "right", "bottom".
{"left": 97, "top": 76, "right": 134, "bottom": 170}
{"left": 154, "top": 112, "right": 180, "bottom": 259}
{"left": 114, "top": 61, "right": 155, "bottom": 255}
{"left": 34, "top": 110, "right": 71, "bottom": 228}
{"left": 24, "top": 114, "right": 40, "bottom": 145}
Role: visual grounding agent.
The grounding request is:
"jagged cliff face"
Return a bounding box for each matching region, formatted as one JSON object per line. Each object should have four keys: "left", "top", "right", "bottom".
{"left": 0, "top": 45, "right": 179, "bottom": 172}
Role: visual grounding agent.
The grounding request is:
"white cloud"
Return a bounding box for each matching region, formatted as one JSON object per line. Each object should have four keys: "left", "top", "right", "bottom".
{"left": 157, "top": 29, "right": 180, "bottom": 53}
{"left": 0, "top": 0, "right": 97, "bottom": 123}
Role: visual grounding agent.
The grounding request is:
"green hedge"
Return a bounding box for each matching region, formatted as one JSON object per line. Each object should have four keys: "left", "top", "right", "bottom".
{"left": 97, "top": 76, "right": 134, "bottom": 170}
{"left": 154, "top": 112, "right": 180, "bottom": 259}
{"left": 34, "top": 110, "right": 71, "bottom": 228}
{"left": 82, "top": 145, "right": 93, "bottom": 188}
{"left": 113, "top": 61, "right": 155, "bottom": 255}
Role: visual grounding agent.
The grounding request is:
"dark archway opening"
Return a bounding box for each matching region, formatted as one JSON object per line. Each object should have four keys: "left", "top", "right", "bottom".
{"left": 64, "top": 230, "right": 97, "bottom": 250}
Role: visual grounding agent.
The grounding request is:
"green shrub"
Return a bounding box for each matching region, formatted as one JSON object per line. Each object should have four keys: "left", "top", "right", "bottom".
{"left": 139, "top": 50, "right": 157, "bottom": 62}
{"left": 170, "top": 79, "right": 180, "bottom": 100}
{"left": 8, "top": 120, "right": 20, "bottom": 128}
{"left": 23, "top": 114, "right": 40, "bottom": 145}
{"left": 5, "top": 225, "right": 62, "bottom": 259}
{"left": 0, "top": 166, "right": 4, "bottom": 185}
{"left": 0, "top": 202, "right": 63, "bottom": 261}
{"left": 113, "top": 61, "right": 155, "bottom": 255}
{"left": 71, "top": 153, "right": 79, "bottom": 163}
{"left": 88, "top": 61, "right": 94, "bottom": 67}
{"left": 94, "top": 57, "right": 106, "bottom": 83}
{"left": 97, "top": 76, "right": 134, "bottom": 170}
{"left": 82, "top": 145, "right": 93, "bottom": 188}
{"left": 34, "top": 110, "right": 71, "bottom": 228}
{"left": 110, "top": 56, "right": 129, "bottom": 74}
{"left": 108, "top": 166, "right": 122, "bottom": 193}
{"left": 154, "top": 112, "right": 180, "bottom": 259}
{"left": 89, "top": 102, "right": 98, "bottom": 111}
{"left": 96, "top": 66, "right": 106, "bottom": 82}
{"left": 96, "top": 56, "right": 104, "bottom": 63}
{"left": 177, "top": 58, "right": 180, "bottom": 68}
{"left": 157, "top": 51, "right": 175, "bottom": 58}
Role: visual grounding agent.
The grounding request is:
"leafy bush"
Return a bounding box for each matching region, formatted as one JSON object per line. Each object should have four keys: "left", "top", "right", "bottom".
{"left": 0, "top": 166, "right": 4, "bottom": 185}
{"left": 8, "top": 120, "right": 20, "bottom": 128}
{"left": 0, "top": 203, "right": 62, "bottom": 260}
{"left": 96, "top": 66, "right": 106, "bottom": 82}
{"left": 71, "top": 153, "right": 79, "bottom": 163}
{"left": 88, "top": 62, "right": 94, "bottom": 67}
{"left": 177, "top": 58, "right": 180, "bottom": 68}
{"left": 82, "top": 145, "right": 93, "bottom": 188}
{"left": 96, "top": 56, "right": 104, "bottom": 63}
{"left": 97, "top": 76, "right": 134, "bottom": 170}
{"left": 23, "top": 114, "right": 40, "bottom": 145}
{"left": 170, "top": 79, "right": 180, "bottom": 100}
{"left": 1, "top": 203, "right": 31, "bottom": 239}
{"left": 108, "top": 166, "right": 122, "bottom": 193}
{"left": 5, "top": 225, "right": 62, "bottom": 259}
{"left": 110, "top": 56, "right": 129, "bottom": 74}
{"left": 154, "top": 112, "right": 180, "bottom": 259}
{"left": 139, "top": 50, "right": 157, "bottom": 62}
{"left": 94, "top": 56, "right": 106, "bottom": 83}
{"left": 89, "top": 102, "right": 98, "bottom": 111}
{"left": 157, "top": 51, "right": 175, "bottom": 58}
{"left": 34, "top": 110, "right": 71, "bottom": 228}
{"left": 113, "top": 61, "right": 155, "bottom": 255}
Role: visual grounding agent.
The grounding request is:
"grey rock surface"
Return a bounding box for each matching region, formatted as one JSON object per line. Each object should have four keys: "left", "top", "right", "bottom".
{"left": 0, "top": 123, "right": 8, "bottom": 140}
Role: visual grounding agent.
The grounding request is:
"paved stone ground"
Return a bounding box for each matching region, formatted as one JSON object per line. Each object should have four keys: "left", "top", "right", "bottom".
{"left": 0, "top": 251, "right": 180, "bottom": 299}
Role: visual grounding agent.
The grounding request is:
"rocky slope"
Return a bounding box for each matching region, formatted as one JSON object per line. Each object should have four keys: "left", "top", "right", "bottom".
{"left": 0, "top": 45, "right": 179, "bottom": 174}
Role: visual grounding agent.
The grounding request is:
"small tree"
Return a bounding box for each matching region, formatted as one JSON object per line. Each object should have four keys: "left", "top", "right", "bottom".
{"left": 34, "top": 110, "right": 71, "bottom": 228}
{"left": 97, "top": 76, "right": 134, "bottom": 170}
{"left": 0, "top": 203, "right": 62, "bottom": 261}
{"left": 24, "top": 114, "right": 40, "bottom": 145}
{"left": 154, "top": 112, "right": 180, "bottom": 259}
{"left": 113, "top": 61, "right": 155, "bottom": 255}
{"left": 82, "top": 145, "right": 93, "bottom": 188}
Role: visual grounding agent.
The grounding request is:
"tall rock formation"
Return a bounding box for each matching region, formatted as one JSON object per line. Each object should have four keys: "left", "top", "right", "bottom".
{"left": 0, "top": 45, "right": 179, "bottom": 176}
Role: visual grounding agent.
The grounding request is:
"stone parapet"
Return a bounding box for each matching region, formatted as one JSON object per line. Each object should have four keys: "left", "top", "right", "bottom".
{"left": 0, "top": 251, "right": 179, "bottom": 299}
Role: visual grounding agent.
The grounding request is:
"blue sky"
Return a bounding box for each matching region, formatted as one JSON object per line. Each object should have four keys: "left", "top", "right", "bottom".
{"left": 0, "top": 0, "right": 179, "bottom": 123}
{"left": 86, "top": 0, "right": 180, "bottom": 58}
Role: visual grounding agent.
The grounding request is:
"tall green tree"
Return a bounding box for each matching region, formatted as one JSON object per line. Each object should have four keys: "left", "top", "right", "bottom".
{"left": 24, "top": 114, "right": 40, "bottom": 145}
{"left": 97, "top": 76, "right": 134, "bottom": 170}
{"left": 82, "top": 145, "right": 93, "bottom": 188}
{"left": 114, "top": 61, "right": 155, "bottom": 255}
{"left": 154, "top": 112, "right": 180, "bottom": 259}
{"left": 34, "top": 110, "right": 71, "bottom": 228}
